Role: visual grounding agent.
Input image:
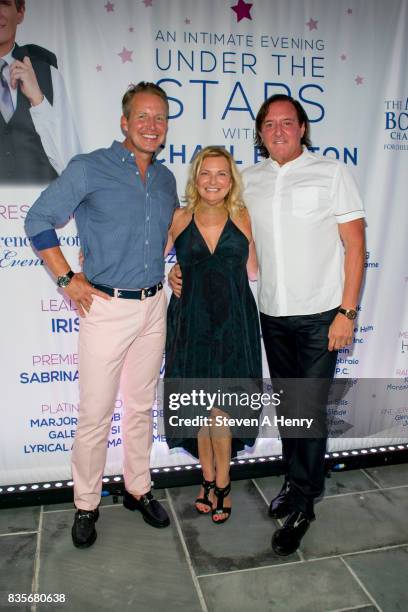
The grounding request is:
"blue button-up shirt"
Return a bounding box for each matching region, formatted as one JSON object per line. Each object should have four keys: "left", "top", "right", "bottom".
{"left": 25, "top": 141, "right": 179, "bottom": 289}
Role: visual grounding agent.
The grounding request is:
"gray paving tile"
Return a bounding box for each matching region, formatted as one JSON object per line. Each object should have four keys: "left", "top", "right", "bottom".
{"left": 43, "top": 502, "right": 88, "bottom": 512}
{"left": 325, "top": 606, "right": 378, "bottom": 612}
{"left": 38, "top": 503, "right": 202, "bottom": 611}
{"left": 364, "top": 463, "right": 408, "bottom": 488}
{"left": 338, "top": 606, "right": 376, "bottom": 612}
{"left": 301, "top": 487, "right": 408, "bottom": 559}
{"left": 345, "top": 546, "right": 408, "bottom": 612}
{"left": 324, "top": 470, "right": 379, "bottom": 496}
{"left": 251, "top": 474, "right": 285, "bottom": 504}
{"left": 168, "top": 480, "right": 297, "bottom": 576}
{"left": 199, "top": 557, "right": 370, "bottom": 612}
{"left": 0, "top": 533, "right": 37, "bottom": 612}
{"left": 0, "top": 506, "right": 39, "bottom": 534}
{"left": 150, "top": 487, "right": 166, "bottom": 499}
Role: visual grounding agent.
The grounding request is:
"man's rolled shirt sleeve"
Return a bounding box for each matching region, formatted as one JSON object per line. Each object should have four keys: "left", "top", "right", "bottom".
{"left": 331, "top": 162, "right": 365, "bottom": 224}
{"left": 25, "top": 157, "right": 87, "bottom": 250}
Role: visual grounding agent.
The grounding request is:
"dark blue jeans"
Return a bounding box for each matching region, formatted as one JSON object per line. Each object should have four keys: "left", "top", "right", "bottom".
{"left": 260, "top": 307, "right": 339, "bottom": 518}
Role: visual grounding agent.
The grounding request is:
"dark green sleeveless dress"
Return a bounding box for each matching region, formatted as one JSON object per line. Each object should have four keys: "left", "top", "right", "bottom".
{"left": 164, "top": 215, "right": 262, "bottom": 458}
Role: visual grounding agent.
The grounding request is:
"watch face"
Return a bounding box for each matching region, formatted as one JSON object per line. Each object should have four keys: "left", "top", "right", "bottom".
{"left": 339, "top": 308, "right": 357, "bottom": 320}
{"left": 57, "top": 271, "right": 74, "bottom": 288}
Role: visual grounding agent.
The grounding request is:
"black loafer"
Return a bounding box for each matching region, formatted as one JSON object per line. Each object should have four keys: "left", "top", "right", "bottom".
{"left": 71, "top": 508, "right": 99, "bottom": 548}
{"left": 268, "top": 480, "right": 293, "bottom": 519}
{"left": 123, "top": 489, "right": 170, "bottom": 528}
{"left": 271, "top": 511, "right": 313, "bottom": 556}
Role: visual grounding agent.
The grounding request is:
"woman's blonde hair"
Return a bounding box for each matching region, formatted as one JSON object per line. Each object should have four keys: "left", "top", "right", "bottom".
{"left": 185, "top": 146, "right": 246, "bottom": 218}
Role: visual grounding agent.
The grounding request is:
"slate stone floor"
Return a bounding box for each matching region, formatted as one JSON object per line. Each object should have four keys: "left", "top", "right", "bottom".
{"left": 1, "top": 463, "right": 407, "bottom": 612}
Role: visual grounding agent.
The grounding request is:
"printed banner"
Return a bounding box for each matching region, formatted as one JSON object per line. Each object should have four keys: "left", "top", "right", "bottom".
{"left": 1, "top": 0, "right": 407, "bottom": 486}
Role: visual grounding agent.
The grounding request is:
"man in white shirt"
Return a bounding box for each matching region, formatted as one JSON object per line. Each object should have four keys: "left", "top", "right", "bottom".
{"left": 0, "top": 0, "right": 80, "bottom": 184}
{"left": 242, "top": 94, "right": 365, "bottom": 555}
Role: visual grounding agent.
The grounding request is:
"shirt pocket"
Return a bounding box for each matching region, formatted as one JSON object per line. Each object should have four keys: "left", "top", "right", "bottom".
{"left": 291, "top": 187, "right": 319, "bottom": 218}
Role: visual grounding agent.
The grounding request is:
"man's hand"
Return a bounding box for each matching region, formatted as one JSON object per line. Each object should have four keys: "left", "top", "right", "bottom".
{"left": 328, "top": 313, "right": 355, "bottom": 351}
{"left": 9, "top": 57, "right": 44, "bottom": 106}
{"left": 63, "top": 272, "right": 110, "bottom": 317}
{"left": 168, "top": 263, "right": 182, "bottom": 298}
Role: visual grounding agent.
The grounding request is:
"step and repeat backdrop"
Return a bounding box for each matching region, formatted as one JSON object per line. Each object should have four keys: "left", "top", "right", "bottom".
{"left": 1, "top": 0, "right": 407, "bottom": 486}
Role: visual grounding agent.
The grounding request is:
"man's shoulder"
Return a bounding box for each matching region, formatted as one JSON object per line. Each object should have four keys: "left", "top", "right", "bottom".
{"left": 242, "top": 158, "right": 270, "bottom": 179}
{"left": 65, "top": 146, "right": 116, "bottom": 176}
{"left": 13, "top": 43, "right": 58, "bottom": 68}
{"left": 70, "top": 146, "right": 111, "bottom": 164}
{"left": 302, "top": 149, "right": 345, "bottom": 174}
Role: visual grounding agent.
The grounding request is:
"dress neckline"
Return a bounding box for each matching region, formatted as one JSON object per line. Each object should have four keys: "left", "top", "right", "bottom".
{"left": 192, "top": 214, "right": 230, "bottom": 256}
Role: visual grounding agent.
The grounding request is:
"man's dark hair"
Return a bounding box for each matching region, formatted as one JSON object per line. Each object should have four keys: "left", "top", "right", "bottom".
{"left": 15, "top": 0, "right": 25, "bottom": 11}
{"left": 122, "top": 82, "right": 169, "bottom": 119}
{"left": 254, "top": 94, "right": 312, "bottom": 158}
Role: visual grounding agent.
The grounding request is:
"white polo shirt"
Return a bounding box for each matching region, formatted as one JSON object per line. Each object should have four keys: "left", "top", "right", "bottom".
{"left": 242, "top": 149, "right": 365, "bottom": 317}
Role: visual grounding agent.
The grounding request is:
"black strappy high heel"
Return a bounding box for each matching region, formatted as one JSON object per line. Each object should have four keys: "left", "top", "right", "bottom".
{"left": 212, "top": 482, "right": 231, "bottom": 524}
{"left": 195, "top": 479, "right": 215, "bottom": 514}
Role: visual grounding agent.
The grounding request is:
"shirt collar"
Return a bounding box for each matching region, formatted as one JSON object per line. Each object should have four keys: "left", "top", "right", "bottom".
{"left": 1, "top": 44, "right": 15, "bottom": 66}
{"left": 268, "top": 148, "right": 310, "bottom": 171}
{"left": 111, "top": 140, "right": 159, "bottom": 168}
{"left": 111, "top": 140, "right": 135, "bottom": 162}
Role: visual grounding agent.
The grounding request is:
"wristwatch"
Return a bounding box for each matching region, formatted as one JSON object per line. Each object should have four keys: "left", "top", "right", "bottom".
{"left": 56, "top": 270, "right": 74, "bottom": 288}
{"left": 338, "top": 307, "right": 357, "bottom": 320}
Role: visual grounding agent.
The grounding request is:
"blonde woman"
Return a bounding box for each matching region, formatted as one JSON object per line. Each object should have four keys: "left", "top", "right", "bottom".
{"left": 164, "top": 146, "right": 262, "bottom": 524}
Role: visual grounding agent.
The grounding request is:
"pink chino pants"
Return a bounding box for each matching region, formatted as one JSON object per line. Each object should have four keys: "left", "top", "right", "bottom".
{"left": 71, "top": 289, "right": 166, "bottom": 510}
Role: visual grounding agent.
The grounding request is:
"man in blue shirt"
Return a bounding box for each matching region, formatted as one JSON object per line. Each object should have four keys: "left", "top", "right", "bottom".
{"left": 25, "top": 82, "right": 179, "bottom": 548}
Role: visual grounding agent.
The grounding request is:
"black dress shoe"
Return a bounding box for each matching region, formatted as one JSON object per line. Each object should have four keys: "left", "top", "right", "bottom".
{"left": 71, "top": 508, "right": 99, "bottom": 548}
{"left": 271, "top": 511, "right": 313, "bottom": 556}
{"left": 268, "top": 480, "right": 293, "bottom": 519}
{"left": 123, "top": 490, "right": 170, "bottom": 528}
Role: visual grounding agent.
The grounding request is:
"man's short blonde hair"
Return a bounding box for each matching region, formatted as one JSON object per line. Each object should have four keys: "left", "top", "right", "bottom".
{"left": 122, "top": 82, "right": 169, "bottom": 119}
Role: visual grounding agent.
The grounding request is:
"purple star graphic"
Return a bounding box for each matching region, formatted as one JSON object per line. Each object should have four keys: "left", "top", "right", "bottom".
{"left": 355, "top": 75, "right": 363, "bottom": 85}
{"left": 231, "top": 0, "right": 253, "bottom": 23}
{"left": 143, "top": 0, "right": 153, "bottom": 7}
{"left": 341, "top": 54, "right": 347, "bottom": 61}
{"left": 184, "top": 18, "right": 191, "bottom": 24}
{"left": 347, "top": 8, "right": 353, "bottom": 14}
{"left": 129, "top": 26, "right": 134, "bottom": 32}
{"left": 96, "top": 65, "right": 102, "bottom": 72}
{"left": 104, "top": 1, "right": 114, "bottom": 12}
{"left": 118, "top": 47, "right": 133, "bottom": 63}
{"left": 306, "top": 18, "right": 318, "bottom": 31}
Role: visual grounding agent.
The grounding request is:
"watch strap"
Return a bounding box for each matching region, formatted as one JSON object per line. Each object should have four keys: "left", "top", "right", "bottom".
{"left": 338, "top": 307, "right": 357, "bottom": 320}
